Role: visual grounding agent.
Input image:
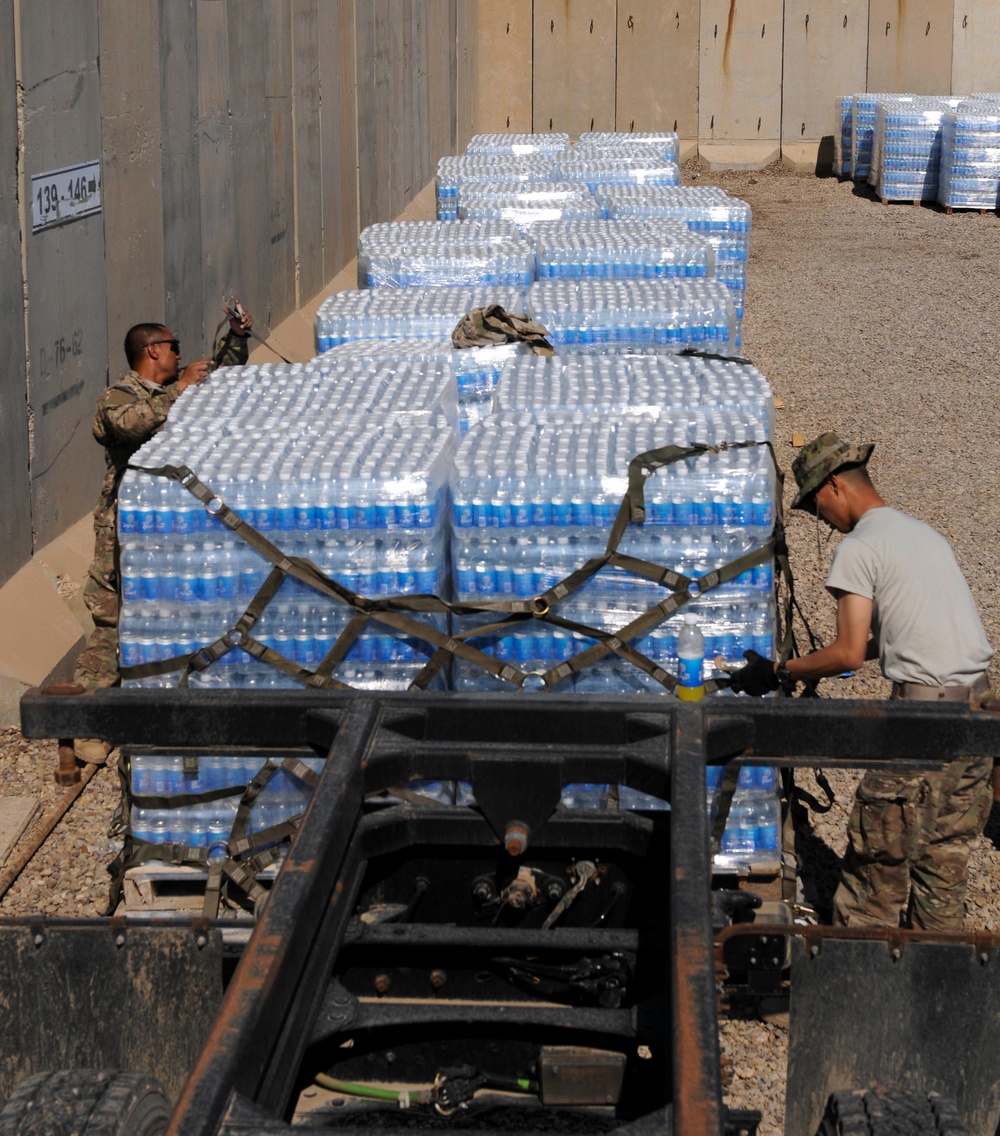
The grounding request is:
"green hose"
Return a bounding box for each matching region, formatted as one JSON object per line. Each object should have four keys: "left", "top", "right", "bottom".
{"left": 315, "top": 1073, "right": 433, "bottom": 1104}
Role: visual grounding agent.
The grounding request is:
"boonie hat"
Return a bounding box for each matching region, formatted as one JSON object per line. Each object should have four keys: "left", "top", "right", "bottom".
{"left": 791, "top": 431, "right": 874, "bottom": 510}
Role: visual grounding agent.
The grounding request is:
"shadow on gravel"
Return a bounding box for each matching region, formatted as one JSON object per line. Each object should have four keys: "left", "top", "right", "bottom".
{"left": 790, "top": 797, "right": 844, "bottom": 923}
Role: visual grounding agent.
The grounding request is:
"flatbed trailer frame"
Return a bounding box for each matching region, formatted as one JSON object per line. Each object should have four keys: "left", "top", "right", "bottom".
{"left": 16, "top": 688, "right": 1000, "bottom": 1136}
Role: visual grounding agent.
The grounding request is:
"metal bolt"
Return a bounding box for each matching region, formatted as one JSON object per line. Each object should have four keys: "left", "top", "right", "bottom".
{"left": 429, "top": 969, "right": 447, "bottom": 989}
{"left": 890, "top": 947, "right": 902, "bottom": 961}
{"left": 980, "top": 951, "right": 990, "bottom": 965}
{"left": 551, "top": 1065, "right": 560, "bottom": 1076}
{"left": 809, "top": 943, "right": 819, "bottom": 958}
{"left": 115, "top": 933, "right": 126, "bottom": 948}
{"left": 472, "top": 880, "right": 495, "bottom": 903}
{"left": 374, "top": 974, "right": 391, "bottom": 995}
{"left": 196, "top": 933, "right": 207, "bottom": 949}
{"left": 33, "top": 933, "right": 43, "bottom": 948}
{"left": 504, "top": 821, "right": 530, "bottom": 857}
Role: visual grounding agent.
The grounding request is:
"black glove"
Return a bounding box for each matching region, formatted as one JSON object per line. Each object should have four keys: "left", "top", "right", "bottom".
{"left": 728, "top": 650, "right": 779, "bottom": 697}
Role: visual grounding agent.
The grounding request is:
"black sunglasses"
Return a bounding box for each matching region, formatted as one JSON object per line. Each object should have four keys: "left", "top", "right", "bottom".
{"left": 146, "top": 338, "right": 180, "bottom": 354}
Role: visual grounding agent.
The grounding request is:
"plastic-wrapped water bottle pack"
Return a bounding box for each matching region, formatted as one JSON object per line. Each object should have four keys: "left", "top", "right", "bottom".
{"left": 118, "top": 413, "right": 456, "bottom": 691}
{"left": 465, "top": 132, "right": 570, "bottom": 157}
{"left": 493, "top": 354, "right": 773, "bottom": 439}
{"left": 357, "top": 219, "right": 536, "bottom": 288}
{"left": 436, "top": 156, "right": 557, "bottom": 219}
{"left": 448, "top": 412, "right": 776, "bottom": 695}
{"left": 313, "top": 337, "right": 527, "bottom": 433}
{"left": 869, "top": 96, "right": 964, "bottom": 201}
{"left": 850, "top": 92, "right": 907, "bottom": 180}
{"left": 709, "top": 765, "right": 782, "bottom": 871}
{"left": 552, "top": 151, "right": 681, "bottom": 192}
{"left": 526, "top": 278, "right": 737, "bottom": 352}
{"left": 833, "top": 94, "right": 854, "bottom": 178}
{"left": 314, "top": 286, "right": 526, "bottom": 351}
{"left": 457, "top": 181, "right": 603, "bottom": 227}
{"left": 574, "top": 131, "right": 680, "bottom": 162}
{"left": 594, "top": 186, "right": 750, "bottom": 317}
{"left": 937, "top": 100, "right": 1000, "bottom": 209}
{"left": 528, "top": 218, "right": 715, "bottom": 280}
{"left": 170, "top": 359, "right": 460, "bottom": 435}
{"left": 128, "top": 753, "right": 324, "bottom": 856}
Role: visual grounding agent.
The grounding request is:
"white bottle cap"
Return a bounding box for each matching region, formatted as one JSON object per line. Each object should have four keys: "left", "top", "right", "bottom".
{"left": 683, "top": 612, "right": 698, "bottom": 624}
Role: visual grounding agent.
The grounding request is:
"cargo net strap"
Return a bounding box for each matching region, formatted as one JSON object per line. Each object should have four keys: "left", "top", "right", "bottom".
{"left": 103, "top": 756, "right": 320, "bottom": 918}
{"left": 120, "top": 441, "right": 798, "bottom": 696}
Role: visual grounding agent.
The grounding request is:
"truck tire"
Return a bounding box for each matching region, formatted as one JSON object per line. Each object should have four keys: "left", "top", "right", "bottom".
{"left": 0, "top": 1070, "right": 171, "bottom": 1136}
{"left": 818, "top": 1088, "right": 968, "bottom": 1136}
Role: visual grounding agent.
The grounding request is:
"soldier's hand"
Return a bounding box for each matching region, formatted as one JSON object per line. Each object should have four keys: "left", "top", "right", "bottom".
{"left": 178, "top": 359, "right": 213, "bottom": 390}
{"left": 727, "top": 650, "right": 779, "bottom": 697}
{"left": 227, "top": 300, "right": 253, "bottom": 337}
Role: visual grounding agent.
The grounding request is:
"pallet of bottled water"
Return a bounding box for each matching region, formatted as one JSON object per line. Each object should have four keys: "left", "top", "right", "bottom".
{"left": 595, "top": 186, "right": 750, "bottom": 318}
{"left": 574, "top": 131, "right": 680, "bottom": 163}
{"left": 493, "top": 354, "right": 773, "bottom": 440}
{"left": 127, "top": 752, "right": 323, "bottom": 859}
{"left": 457, "top": 181, "right": 603, "bottom": 227}
{"left": 449, "top": 412, "right": 776, "bottom": 696}
{"left": 118, "top": 412, "right": 454, "bottom": 692}
{"left": 526, "top": 279, "right": 737, "bottom": 353}
{"left": 937, "top": 100, "right": 1000, "bottom": 210}
{"left": 833, "top": 95, "right": 853, "bottom": 178}
{"left": 528, "top": 218, "right": 715, "bottom": 281}
{"left": 436, "top": 156, "right": 556, "bottom": 220}
{"left": 357, "top": 219, "right": 535, "bottom": 288}
{"left": 465, "top": 132, "right": 570, "bottom": 157}
{"left": 850, "top": 92, "right": 907, "bottom": 180}
{"left": 869, "top": 96, "right": 963, "bottom": 200}
{"left": 314, "top": 286, "right": 526, "bottom": 352}
{"left": 552, "top": 150, "right": 680, "bottom": 192}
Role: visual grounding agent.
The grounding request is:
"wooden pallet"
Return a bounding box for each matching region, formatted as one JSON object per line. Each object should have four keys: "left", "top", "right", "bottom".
{"left": 120, "top": 861, "right": 278, "bottom": 915}
{"left": 944, "top": 204, "right": 995, "bottom": 215}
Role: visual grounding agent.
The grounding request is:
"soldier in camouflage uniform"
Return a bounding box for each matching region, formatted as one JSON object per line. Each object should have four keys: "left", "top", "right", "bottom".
{"left": 730, "top": 432, "right": 993, "bottom": 932}
{"left": 73, "top": 312, "right": 252, "bottom": 759}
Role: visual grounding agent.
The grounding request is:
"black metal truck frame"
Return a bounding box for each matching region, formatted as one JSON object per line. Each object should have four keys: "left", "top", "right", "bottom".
{"left": 15, "top": 687, "right": 1000, "bottom": 1136}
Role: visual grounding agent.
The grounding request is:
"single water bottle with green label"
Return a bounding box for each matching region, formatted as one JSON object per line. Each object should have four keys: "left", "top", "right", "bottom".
{"left": 677, "top": 613, "right": 705, "bottom": 702}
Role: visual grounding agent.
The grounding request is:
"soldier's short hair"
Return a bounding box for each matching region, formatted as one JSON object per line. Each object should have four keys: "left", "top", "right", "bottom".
{"left": 124, "top": 323, "right": 169, "bottom": 368}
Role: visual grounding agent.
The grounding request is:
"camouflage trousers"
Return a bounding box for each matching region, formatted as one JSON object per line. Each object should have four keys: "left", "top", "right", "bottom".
{"left": 74, "top": 501, "right": 120, "bottom": 690}
{"left": 832, "top": 755, "right": 992, "bottom": 932}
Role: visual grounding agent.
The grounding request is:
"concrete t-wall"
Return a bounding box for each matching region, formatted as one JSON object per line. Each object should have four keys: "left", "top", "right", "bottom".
{"left": 0, "top": 0, "right": 461, "bottom": 599}
{"left": 0, "top": 0, "right": 31, "bottom": 588}
{"left": 469, "top": 0, "right": 1000, "bottom": 169}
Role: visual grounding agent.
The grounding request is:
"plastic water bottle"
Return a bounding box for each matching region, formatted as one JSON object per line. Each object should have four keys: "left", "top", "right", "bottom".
{"left": 677, "top": 613, "right": 705, "bottom": 702}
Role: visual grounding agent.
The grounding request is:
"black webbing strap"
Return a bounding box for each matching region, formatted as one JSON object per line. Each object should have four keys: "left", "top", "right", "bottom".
{"left": 710, "top": 761, "right": 742, "bottom": 853}
{"left": 129, "top": 783, "right": 248, "bottom": 810}
{"left": 202, "top": 862, "right": 224, "bottom": 919}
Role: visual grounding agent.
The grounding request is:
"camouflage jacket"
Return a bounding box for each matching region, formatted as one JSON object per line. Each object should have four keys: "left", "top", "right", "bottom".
{"left": 93, "top": 330, "right": 248, "bottom": 511}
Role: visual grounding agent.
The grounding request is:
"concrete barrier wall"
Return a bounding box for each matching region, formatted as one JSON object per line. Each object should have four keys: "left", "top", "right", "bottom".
{"left": 0, "top": 0, "right": 32, "bottom": 586}
{"left": 0, "top": 0, "right": 460, "bottom": 596}
{"left": 470, "top": 0, "right": 1000, "bottom": 169}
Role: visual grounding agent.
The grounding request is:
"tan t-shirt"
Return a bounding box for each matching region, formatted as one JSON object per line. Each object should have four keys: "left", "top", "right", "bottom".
{"left": 825, "top": 506, "right": 993, "bottom": 686}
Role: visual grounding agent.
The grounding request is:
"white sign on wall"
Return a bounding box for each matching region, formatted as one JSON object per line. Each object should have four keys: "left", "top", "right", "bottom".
{"left": 31, "top": 160, "right": 102, "bottom": 233}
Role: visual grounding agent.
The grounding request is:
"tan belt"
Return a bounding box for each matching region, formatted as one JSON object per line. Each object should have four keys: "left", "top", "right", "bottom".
{"left": 890, "top": 674, "right": 990, "bottom": 702}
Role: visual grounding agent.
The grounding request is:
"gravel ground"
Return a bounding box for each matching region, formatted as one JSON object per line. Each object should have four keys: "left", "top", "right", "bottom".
{"left": 2, "top": 160, "right": 1000, "bottom": 1132}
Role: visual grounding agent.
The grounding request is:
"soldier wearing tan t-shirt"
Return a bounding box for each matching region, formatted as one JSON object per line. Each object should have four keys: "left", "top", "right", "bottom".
{"left": 730, "top": 431, "right": 994, "bottom": 932}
